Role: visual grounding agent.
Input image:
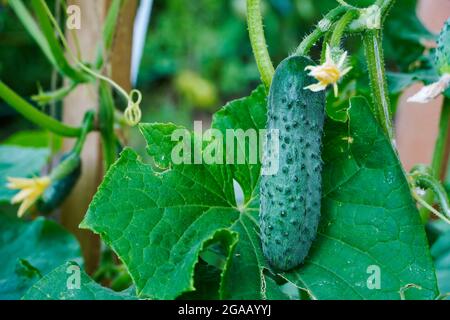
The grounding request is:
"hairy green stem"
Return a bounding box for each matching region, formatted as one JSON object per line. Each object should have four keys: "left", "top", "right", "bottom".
{"left": 412, "top": 191, "right": 450, "bottom": 225}
{"left": 376, "top": 0, "right": 396, "bottom": 22}
{"left": 320, "top": 10, "right": 357, "bottom": 64}
{"left": 432, "top": 98, "right": 450, "bottom": 176}
{"left": 411, "top": 164, "right": 450, "bottom": 225}
{"left": 296, "top": 29, "right": 323, "bottom": 57}
{"left": 330, "top": 10, "right": 358, "bottom": 47}
{"left": 414, "top": 174, "right": 450, "bottom": 220}
{"left": 246, "top": 0, "right": 274, "bottom": 88}
{"left": 363, "top": 29, "right": 394, "bottom": 142}
{"left": 295, "top": 6, "right": 347, "bottom": 56}
{"left": 419, "top": 98, "right": 450, "bottom": 221}
{"left": 350, "top": 0, "right": 395, "bottom": 141}
{"left": 0, "top": 81, "right": 81, "bottom": 137}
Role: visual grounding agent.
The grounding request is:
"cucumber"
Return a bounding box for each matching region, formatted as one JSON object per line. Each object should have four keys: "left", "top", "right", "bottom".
{"left": 436, "top": 17, "right": 450, "bottom": 75}
{"left": 260, "top": 55, "right": 326, "bottom": 271}
{"left": 37, "top": 152, "right": 81, "bottom": 213}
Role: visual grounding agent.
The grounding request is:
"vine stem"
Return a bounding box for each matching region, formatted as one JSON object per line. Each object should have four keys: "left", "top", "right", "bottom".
{"left": 419, "top": 97, "right": 450, "bottom": 221}
{"left": 412, "top": 190, "right": 450, "bottom": 225}
{"left": 295, "top": 29, "right": 323, "bottom": 57}
{"left": 99, "top": 82, "right": 117, "bottom": 170}
{"left": 319, "top": 9, "right": 358, "bottom": 63}
{"left": 358, "top": 0, "right": 396, "bottom": 142}
{"left": 432, "top": 98, "right": 450, "bottom": 177}
{"left": 0, "top": 81, "right": 81, "bottom": 137}
{"left": 246, "top": 0, "right": 274, "bottom": 89}
{"left": 363, "top": 29, "right": 394, "bottom": 142}
{"left": 295, "top": 6, "right": 347, "bottom": 56}
{"left": 73, "top": 111, "right": 96, "bottom": 155}
{"left": 330, "top": 10, "right": 358, "bottom": 48}
{"left": 376, "top": 0, "right": 396, "bottom": 21}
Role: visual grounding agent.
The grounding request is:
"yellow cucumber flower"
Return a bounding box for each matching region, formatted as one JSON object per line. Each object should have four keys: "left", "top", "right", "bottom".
{"left": 304, "top": 44, "right": 352, "bottom": 97}
{"left": 7, "top": 176, "right": 51, "bottom": 218}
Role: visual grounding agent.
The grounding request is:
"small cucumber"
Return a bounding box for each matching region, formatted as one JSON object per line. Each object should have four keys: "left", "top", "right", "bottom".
{"left": 436, "top": 17, "right": 450, "bottom": 75}
{"left": 37, "top": 152, "right": 81, "bottom": 213}
{"left": 260, "top": 55, "right": 326, "bottom": 271}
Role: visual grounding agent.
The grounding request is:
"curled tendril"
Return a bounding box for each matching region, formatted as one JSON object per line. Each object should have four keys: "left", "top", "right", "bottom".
{"left": 35, "top": 0, "right": 144, "bottom": 128}
{"left": 409, "top": 164, "right": 450, "bottom": 224}
{"left": 124, "top": 89, "right": 143, "bottom": 127}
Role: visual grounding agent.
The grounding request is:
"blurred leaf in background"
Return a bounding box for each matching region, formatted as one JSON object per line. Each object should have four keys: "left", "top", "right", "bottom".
{"left": 0, "top": 2, "right": 52, "bottom": 95}
{"left": 0, "top": 1, "right": 54, "bottom": 141}
{"left": 3, "top": 130, "right": 62, "bottom": 151}
{"left": 0, "top": 214, "right": 82, "bottom": 300}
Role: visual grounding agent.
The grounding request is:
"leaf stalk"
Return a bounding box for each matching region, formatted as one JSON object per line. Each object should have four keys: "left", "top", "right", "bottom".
{"left": 0, "top": 81, "right": 82, "bottom": 138}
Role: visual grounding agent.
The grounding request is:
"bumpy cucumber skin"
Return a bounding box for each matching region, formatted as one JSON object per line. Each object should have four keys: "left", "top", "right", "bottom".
{"left": 37, "top": 153, "right": 81, "bottom": 214}
{"left": 260, "top": 55, "right": 325, "bottom": 271}
{"left": 436, "top": 18, "right": 450, "bottom": 75}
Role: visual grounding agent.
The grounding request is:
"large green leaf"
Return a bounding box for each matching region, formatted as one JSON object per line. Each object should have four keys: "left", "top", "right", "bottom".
{"left": 0, "top": 146, "right": 49, "bottom": 202}
{"left": 430, "top": 225, "right": 450, "bottom": 295}
{"left": 3, "top": 130, "right": 62, "bottom": 151}
{"left": 23, "top": 262, "right": 136, "bottom": 300}
{"left": 0, "top": 214, "right": 82, "bottom": 299}
{"left": 81, "top": 87, "right": 273, "bottom": 299}
{"left": 82, "top": 87, "right": 437, "bottom": 300}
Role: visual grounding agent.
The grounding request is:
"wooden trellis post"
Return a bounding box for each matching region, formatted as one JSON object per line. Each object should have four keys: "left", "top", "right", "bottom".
{"left": 62, "top": 0, "right": 137, "bottom": 273}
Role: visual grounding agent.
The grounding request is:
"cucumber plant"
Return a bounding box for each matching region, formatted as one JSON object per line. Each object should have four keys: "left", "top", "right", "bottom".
{"left": 0, "top": 0, "right": 450, "bottom": 300}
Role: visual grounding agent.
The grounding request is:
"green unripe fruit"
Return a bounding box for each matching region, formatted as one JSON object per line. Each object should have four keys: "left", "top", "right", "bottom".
{"left": 37, "top": 152, "right": 81, "bottom": 213}
{"left": 260, "top": 55, "right": 326, "bottom": 271}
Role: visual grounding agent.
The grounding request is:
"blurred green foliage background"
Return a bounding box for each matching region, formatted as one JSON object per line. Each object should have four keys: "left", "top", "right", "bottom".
{"left": 0, "top": 0, "right": 434, "bottom": 137}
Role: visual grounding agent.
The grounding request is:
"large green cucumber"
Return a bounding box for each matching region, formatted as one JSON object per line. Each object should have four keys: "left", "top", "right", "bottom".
{"left": 260, "top": 55, "right": 326, "bottom": 271}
